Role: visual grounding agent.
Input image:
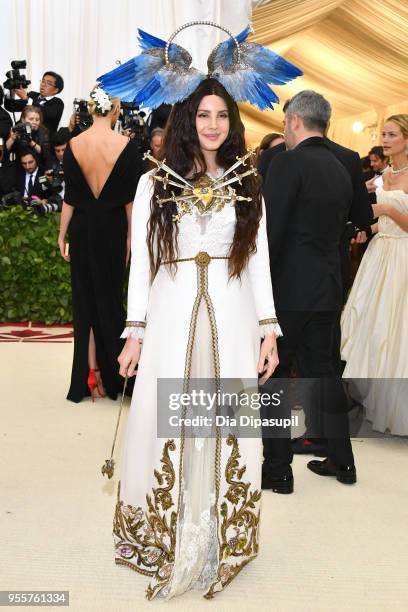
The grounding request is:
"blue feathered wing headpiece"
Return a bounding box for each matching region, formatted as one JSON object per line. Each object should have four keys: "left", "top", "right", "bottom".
{"left": 98, "top": 23, "right": 302, "bottom": 110}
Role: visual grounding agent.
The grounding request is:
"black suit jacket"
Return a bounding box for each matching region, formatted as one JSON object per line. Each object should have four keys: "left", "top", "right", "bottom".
{"left": 258, "top": 142, "right": 286, "bottom": 180}
{"left": 261, "top": 137, "right": 372, "bottom": 230}
{"left": 323, "top": 138, "right": 372, "bottom": 230}
{"left": 0, "top": 106, "right": 12, "bottom": 140}
{"left": 0, "top": 161, "right": 16, "bottom": 198}
{"left": 13, "top": 166, "right": 48, "bottom": 199}
{"left": 323, "top": 138, "right": 373, "bottom": 295}
{"left": 5, "top": 92, "right": 64, "bottom": 135}
{"left": 264, "top": 137, "right": 353, "bottom": 312}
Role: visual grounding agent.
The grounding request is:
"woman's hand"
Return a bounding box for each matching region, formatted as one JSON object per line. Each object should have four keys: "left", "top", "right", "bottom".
{"left": 118, "top": 337, "right": 141, "bottom": 377}
{"left": 258, "top": 334, "right": 279, "bottom": 385}
{"left": 372, "top": 203, "right": 391, "bottom": 217}
{"left": 365, "top": 177, "right": 377, "bottom": 193}
{"left": 350, "top": 230, "right": 367, "bottom": 244}
{"left": 58, "top": 235, "right": 70, "bottom": 262}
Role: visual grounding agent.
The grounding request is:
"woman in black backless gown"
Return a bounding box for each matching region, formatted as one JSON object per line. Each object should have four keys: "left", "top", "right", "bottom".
{"left": 58, "top": 87, "right": 141, "bottom": 402}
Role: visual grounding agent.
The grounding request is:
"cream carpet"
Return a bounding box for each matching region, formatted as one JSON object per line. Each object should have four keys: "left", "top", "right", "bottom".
{"left": 0, "top": 342, "right": 407, "bottom": 612}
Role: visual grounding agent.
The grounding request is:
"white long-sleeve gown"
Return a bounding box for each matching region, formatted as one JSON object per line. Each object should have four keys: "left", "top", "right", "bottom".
{"left": 114, "top": 171, "right": 281, "bottom": 599}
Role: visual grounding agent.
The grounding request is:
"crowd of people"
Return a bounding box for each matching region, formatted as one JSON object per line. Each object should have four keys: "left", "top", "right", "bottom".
{"left": 257, "top": 112, "right": 408, "bottom": 441}
{"left": 0, "top": 70, "right": 167, "bottom": 214}
{"left": 0, "top": 72, "right": 68, "bottom": 210}
{"left": 2, "top": 65, "right": 406, "bottom": 441}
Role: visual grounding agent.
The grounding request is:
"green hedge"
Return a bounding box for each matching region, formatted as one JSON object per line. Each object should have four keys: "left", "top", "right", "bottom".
{"left": 0, "top": 206, "right": 72, "bottom": 324}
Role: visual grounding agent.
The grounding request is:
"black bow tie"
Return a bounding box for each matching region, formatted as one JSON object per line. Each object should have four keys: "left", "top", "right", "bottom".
{"left": 37, "top": 96, "right": 46, "bottom": 103}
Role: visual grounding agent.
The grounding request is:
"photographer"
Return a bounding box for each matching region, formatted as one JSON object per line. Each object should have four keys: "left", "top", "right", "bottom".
{"left": 0, "top": 86, "right": 12, "bottom": 141}
{"left": 13, "top": 149, "right": 49, "bottom": 200}
{"left": 6, "top": 105, "right": 50, "bottom": 164}
{"left": 0, "top": 138, "right": 16, "bottom": 199}
{"left": 68, "top": 99, "right": 93, "bottom": 136}
{"left": 119, "top": 102, "right": 147, "bottom": 149}
{"left": 44, "top": 128, "right": 70, "bottom": 199}
{"left": 5, "top": 71, "right": 64, "bottom": 135}
{"left": 142, "top": 127, "right": 164, "bottom": 171}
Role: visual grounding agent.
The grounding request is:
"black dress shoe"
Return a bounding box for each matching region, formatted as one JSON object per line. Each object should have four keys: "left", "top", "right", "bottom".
{"left": 307, "top": 458, "right": 357, "bottom": 484}
{"left": 291, "top": 437, "right": 328, "bottom": 457}
{"left": 261, "top": 472, "right": 294, "bottom": 494}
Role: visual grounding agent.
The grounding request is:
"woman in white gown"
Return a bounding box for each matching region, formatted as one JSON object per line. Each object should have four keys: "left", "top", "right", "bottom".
{"left": 341, "top": 114, "right": 408, "bottom": 435}
{"left": 116, "top": 78, "right": 282, "bottom": 599}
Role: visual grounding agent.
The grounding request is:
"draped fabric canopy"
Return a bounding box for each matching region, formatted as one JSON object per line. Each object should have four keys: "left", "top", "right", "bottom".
{"left": 241, "top": 0, "right": 408, "bottom": 153}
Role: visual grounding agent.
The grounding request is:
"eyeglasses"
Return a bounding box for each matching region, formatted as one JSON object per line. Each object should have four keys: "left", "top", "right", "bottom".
{"left": 40, "top": 79, "right": 56, "bottom": 87}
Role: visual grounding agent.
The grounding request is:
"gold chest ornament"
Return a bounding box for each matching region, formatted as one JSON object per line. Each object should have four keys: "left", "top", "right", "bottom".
{"left": 192, "top": 180, "right": 215, "bottom": 211}
{"left": 143, "top": 149, "right": 257, "bottom": 222}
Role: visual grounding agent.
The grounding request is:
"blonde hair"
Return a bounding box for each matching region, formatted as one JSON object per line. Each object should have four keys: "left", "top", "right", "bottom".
{"left": 88, "top": 96, "right": 120, "bottom": 116}
{"left": 87, "top": 84, "right": 120, "bottom": 117}
{"left": 385, "top": 114, "right": 408, "bottom": 139}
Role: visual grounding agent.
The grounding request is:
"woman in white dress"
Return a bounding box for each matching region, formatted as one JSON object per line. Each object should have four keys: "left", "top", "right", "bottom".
{"left": 115, "top": 78, "right": 282, "bottom": 600}
{"left": 341, "top": 114, "right": 408, "bottom": 435}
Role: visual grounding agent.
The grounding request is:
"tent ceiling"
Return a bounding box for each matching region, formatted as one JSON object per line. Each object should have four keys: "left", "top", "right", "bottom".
{"left": 240, "top": 0, "right": 408, "bottom": 143}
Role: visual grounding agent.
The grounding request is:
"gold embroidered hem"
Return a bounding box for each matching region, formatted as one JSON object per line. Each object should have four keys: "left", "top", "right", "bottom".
{"left": 203, "top": 435, "right": 261, "bottom": 598}
{"left": 115, "top": 434, "right": 261, "bottom": 600}
{"left": 114, "top": 440, "right": 178, "bottom": 598}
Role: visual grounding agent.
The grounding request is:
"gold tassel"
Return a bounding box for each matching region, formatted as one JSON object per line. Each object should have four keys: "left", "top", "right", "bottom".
{"left": 101, "top": 375, "right": 128, "bottom": 479}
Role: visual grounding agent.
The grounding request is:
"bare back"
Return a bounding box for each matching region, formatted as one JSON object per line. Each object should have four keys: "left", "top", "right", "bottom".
{"left": 70, "top": 129, "right": 129, "bottom": 199}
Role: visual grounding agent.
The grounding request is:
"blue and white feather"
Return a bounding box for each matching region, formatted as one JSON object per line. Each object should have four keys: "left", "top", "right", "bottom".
{"left": 208, "top": 26, "right": 303, "bottom": 109}
{"left": 98, "top": 29, "right": 202, "bottom": 108}
{"left": 98, "top": 25, "right": 303, "bottom": 110}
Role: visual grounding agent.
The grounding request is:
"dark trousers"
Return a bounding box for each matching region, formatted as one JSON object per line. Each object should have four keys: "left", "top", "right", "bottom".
{"left": 262, "top": 310, "right": 354, "bottom": 476}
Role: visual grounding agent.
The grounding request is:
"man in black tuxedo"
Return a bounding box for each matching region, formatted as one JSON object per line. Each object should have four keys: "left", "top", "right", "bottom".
{"left": 260, "top": 101, "right": 373, "bottom": 457}
{"left": 13, "top": 149, "right": 48, "bottom": 200}
{"left": 262, "top": 90, "right": 367, "bottom": 493}
{"left": 5, "top": 71, "right": 64, "bottom": 135}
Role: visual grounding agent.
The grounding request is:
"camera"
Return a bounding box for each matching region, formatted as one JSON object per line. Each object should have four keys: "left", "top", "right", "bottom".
{"left": 73, "top": 98, "right": 93, "bottom": 131}
{"left": 12, "top": 121, "right": 32, "bottom": 146}
{"left": 46, "top": 166, "right": 64, "bottom": 181}
{"left": 23, "top": 194, "right": 62, "bottom": 215}
{"left": 3, "top": 60, "right": 31, "bottom": 91}
{"left": 39, "top": 171, "right": 64, "bottom": 194}
{"left": 120, "top": 102, "right": 147, "bottom": 150}
{"left": 31, "top": 197, "right": 62, "bottom": 216}
{"left": 0, "top": 190, "right": 21, "bottom": 210}
{"left": 0, "top": 190, "right": 62, "bottom": 215}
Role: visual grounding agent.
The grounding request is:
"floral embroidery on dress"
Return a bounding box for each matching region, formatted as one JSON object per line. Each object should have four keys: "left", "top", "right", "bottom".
{"left": 114, "top": 439, "right": 178, "bottom": 598}
{"left": 204, "top": 434, "right": 261, "bottom": 598}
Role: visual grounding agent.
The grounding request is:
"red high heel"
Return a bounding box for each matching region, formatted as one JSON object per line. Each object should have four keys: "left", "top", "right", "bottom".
{"left": 94, "top": 368, "right": 106, "bottom": 397}
{"left": 87, "top": 368, "right": 98, "bottom": 401}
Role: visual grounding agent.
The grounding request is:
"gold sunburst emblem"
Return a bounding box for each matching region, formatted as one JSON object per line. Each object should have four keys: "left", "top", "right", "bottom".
{"left": 144, "top": 149, "right": 257, "bottom": 222}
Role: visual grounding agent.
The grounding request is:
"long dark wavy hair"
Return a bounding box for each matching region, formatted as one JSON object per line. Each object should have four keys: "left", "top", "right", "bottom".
{"left": 147, "top": 78, "right": 262, "bottom": 280}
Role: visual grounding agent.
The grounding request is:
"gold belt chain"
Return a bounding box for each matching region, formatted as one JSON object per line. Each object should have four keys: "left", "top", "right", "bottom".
{"left": 161, "top": 251, "right": 229, "bottom": 267}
